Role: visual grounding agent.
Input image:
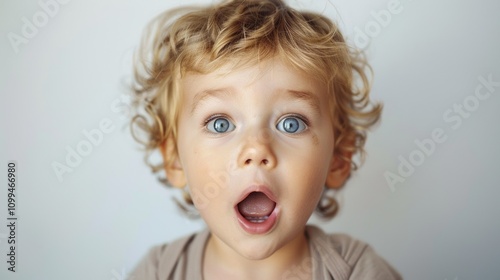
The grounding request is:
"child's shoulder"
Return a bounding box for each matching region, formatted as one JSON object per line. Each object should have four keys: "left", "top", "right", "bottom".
{"left": 128, "top": 229, "right": 208, "bottom": 280}
{"left": 307, "top": 225, "right": 402, "bottom": 279}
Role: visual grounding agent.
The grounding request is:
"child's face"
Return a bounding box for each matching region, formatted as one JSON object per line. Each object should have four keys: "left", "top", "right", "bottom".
{"left": 168, "top": 58, "right": 340, "bottom": 259}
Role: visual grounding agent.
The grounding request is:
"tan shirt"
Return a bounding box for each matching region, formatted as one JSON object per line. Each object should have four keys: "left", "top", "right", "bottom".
{"left": 129, "top": 225, "right": 402, "bottom": 279}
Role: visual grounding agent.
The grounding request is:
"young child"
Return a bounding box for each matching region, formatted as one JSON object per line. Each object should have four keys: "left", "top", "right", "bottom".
{"left": 128, "top": 0, "right": 402, "bottom": 279}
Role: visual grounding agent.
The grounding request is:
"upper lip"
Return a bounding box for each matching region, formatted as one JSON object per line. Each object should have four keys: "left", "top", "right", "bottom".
{"left": 235, "top": 184, "right": 278, "bottom": 206}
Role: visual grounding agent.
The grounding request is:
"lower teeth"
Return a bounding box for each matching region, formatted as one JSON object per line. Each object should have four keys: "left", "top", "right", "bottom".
{"left": 245, "top": 216, "right": 269, "bottom": 223}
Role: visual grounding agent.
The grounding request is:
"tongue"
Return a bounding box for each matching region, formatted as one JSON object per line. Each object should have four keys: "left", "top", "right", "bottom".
{"left": 238, "top": 192, "right": 276, "bottom": 218}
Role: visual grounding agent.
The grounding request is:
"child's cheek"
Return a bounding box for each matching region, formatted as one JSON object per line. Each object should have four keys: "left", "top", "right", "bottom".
{"left": 186, "top": 146, "right": 231, "bottom": 209}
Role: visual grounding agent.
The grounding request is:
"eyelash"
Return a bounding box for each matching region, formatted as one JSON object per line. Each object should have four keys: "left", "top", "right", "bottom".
{"left": 203, "top": 114, "right": 224, "bottom": 126}
{"left": 280, "top": 114, "right": 310, "bottom": 127}
{"left": 202, "top": 113, "right": 230, "bottom": 131}
{"left": 202, "top": 113, "right": 311, "bottom": 134}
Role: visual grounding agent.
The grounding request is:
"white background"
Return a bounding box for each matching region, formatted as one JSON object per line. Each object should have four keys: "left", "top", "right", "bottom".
{"left": 1, "top": 0, "right": 500, "bottom": 279}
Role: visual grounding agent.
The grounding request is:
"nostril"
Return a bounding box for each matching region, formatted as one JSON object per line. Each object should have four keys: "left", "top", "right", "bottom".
{"left": 245, "top": 159, "right": 251, "bottom": 164}
{"left": 262, "top": 159, "right": 269, "bottom": 165}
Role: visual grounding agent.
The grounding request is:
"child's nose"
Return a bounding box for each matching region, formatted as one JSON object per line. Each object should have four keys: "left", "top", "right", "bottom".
{"left": 237, "top": 132, "right": 277, "bottom": 170}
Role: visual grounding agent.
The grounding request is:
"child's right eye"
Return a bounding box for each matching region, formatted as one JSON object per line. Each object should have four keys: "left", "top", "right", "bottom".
{"left": 205, "top": 116, "right": 236, "bottom": 133}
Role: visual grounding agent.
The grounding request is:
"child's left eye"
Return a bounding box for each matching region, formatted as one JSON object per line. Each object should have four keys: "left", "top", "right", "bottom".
{"left": 276, "top": 116, "right": 307, "bottom": 134}
{"left": 206, "top": 117, "right": 236, "bottom": 133}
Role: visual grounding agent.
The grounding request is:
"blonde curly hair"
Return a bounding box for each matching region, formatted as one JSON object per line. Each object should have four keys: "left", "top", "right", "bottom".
{"left": 130, "top": 0, "right": 382, "bottom": 219}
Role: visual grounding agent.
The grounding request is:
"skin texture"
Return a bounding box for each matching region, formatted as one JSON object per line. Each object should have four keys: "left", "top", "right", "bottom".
{"left": 160, "top": 57, "right": 351, "bottom": 279}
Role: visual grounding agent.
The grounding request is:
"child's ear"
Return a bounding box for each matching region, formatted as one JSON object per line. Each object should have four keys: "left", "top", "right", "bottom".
{"left": 159, "top": 137, "right": 187, "bottom": 188}
{"left": 325, "top": 150, "right": 353, "bottom": 189}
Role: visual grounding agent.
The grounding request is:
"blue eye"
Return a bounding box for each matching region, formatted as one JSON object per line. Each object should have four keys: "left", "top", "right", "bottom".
{"left": 276, "top": 116, "right": 307, "bottom": 134}
{"left": 206, "top": 117, "right": 235, "bottom": 133}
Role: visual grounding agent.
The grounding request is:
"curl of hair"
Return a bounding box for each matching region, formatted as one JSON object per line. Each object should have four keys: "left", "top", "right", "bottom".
{"left": 129, "top": 0, "right": 382, "bottom": 220}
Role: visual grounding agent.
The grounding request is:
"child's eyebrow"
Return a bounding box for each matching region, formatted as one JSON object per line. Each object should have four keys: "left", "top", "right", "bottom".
{"left": 189, "top": 88, "right": 321, "bottom": 115}
{"left": 283, "top": 90, "right": 321, "bottom": 113}
{"left": 190, "top": 88, "right": 232, "bottom": 115}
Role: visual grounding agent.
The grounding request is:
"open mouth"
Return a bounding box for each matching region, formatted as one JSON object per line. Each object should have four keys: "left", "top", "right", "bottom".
{"left": 235, "top": 190, "right": 278, "bottom": 234}
{"left": 237, "top": 191, "right": 277, "bottom": 223}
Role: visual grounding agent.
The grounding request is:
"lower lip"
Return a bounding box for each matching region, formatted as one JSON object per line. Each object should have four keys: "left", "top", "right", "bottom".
{"left": 235, "top": 206, "right": 279, "bottom": 235}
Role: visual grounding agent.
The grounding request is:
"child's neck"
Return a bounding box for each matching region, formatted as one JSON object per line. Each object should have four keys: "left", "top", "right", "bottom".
{"left": 203, "top": 230, "right": 311, "bottom": 280}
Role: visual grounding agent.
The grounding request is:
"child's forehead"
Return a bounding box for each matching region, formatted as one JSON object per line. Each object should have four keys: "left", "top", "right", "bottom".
{"left": 181, "top": 57, "right": 326, "bottom": 92}
{"left": 179, "top": 58, "right": 331, "bottom": 116}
